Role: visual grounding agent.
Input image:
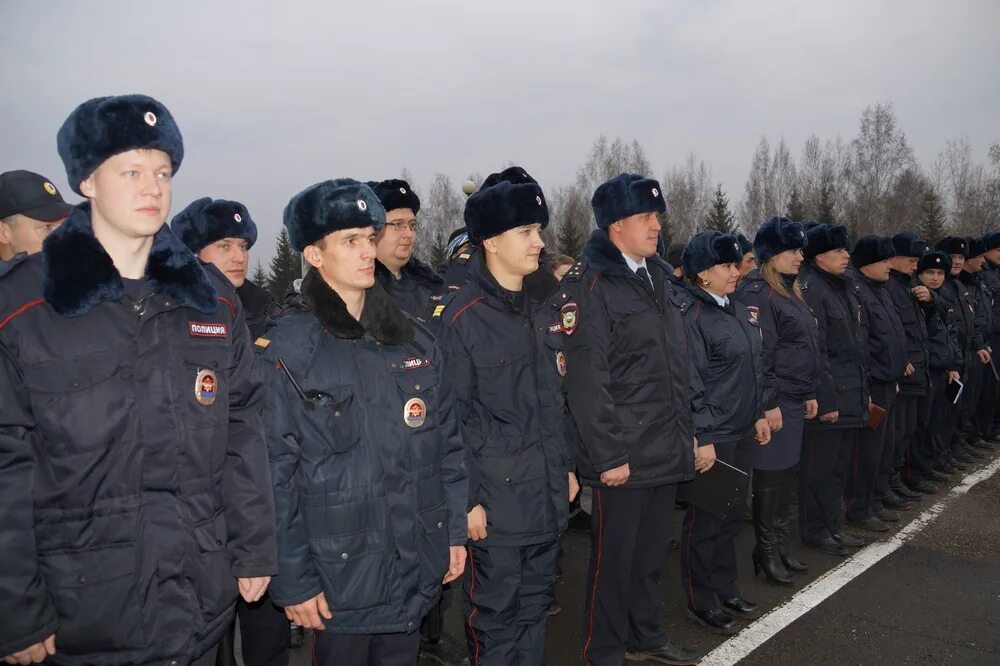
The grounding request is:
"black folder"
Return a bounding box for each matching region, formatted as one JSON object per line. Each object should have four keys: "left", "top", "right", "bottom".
{"left": 677, "top": 458, "right": 750, "bottom": 520}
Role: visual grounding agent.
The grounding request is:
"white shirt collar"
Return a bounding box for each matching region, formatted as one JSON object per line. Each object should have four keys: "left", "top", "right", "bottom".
{"left": 707, "top": 290, "right": 729, "bottom": 307}
{"left": 622, "top": 253, "right": 648, "bottom": 274}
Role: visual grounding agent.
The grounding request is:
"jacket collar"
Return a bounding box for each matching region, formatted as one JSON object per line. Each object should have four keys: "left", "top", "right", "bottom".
{"left": 375, "top": 255, "right": 444, "bottom": 289}
{"left": 41, "top": 202, "right": 218, "bottom": 317}
{"left": 300, "top": 268, "right": 413, "bottom": 345}
{"left": 581, "top": 229, "right": 670, "bottom": 279}
{"left": 804, "top": 261, "right": 847, "bottom": 290}
{"left": 466, "top": 248, "right": 559, "bottom": 312}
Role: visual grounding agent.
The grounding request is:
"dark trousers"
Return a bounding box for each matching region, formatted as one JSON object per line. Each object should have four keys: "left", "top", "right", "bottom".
{"left": 976, "top": 354, "right": 1000, "bottom": 439}
{"left": 933, "top": 377, "right": 962, "bottom": 469}
{"left": 800, "top": 427, "right": 855, "bottom": 541}
{"left": 216, "top": 594, "right": 290, "bottom": 666}
{"left": 905, "top": 375, "right": 946, "bottom": 481}
{"left": 680, "top": 437, "right": 752, "bottom": 612}
{"left": 846, "top": 382, "right": 895, "bottom": 520}
{"left": 312, "top": 630, "right": 420, "bottom": 666}
{"left": 582, "top": 484, "right": 677, "bottom": 666}
{"left": 890, "top": 394, "right": 920, "bottom": 473}
{"left": 463, "top": 539, "right": 559, "bottom": 666}
{"left": 953, "top": 362, "right": 984, "bottom": 449}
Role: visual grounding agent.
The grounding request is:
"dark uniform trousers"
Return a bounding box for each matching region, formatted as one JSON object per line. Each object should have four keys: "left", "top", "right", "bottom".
{"left": 846, "top": 381, "right": 895, "bottom": 520}
{"left": 680, "top": 436, "right": 753, "bottom": 612}
{"left": 890, "top": 394, "right": 920, "bottom": 478}
{"left": 463, "top": 540, "right": 559, "bottom": 665}
{"left": 312, "top": 630, "right": 421, "bottom": 666}
{"left": 216, "top": 596, "right": 290, "bottom": 666}
{"left": 932, "top": 379, "right": 962, "bottom": 470}
{"left": 976, "top": 352, "right": 1000, "bottom": 440}
{"left": 953, "top": 361, "right": 984, "bottom": 450}
{"left": 800, "top": 428, "right": 855, "bottom": 541}
{"left": 582, "top": 484, "right": 677, "bottom": 666}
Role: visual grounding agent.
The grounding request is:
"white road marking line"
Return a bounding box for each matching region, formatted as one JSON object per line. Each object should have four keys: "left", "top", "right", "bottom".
{"left": 702, "top": 454, "right": 1000, "bottom": 666}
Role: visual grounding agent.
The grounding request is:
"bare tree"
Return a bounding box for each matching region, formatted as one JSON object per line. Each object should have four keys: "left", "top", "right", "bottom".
{"left": 417, "top": 173, "right": 462, "bottom": 268}
{"left": 738, "top": 137, "right": 797, "bottom": 233}
{"left": 884, "top": 167, "right": 929, "bottom": 234}
{"left": 576, "top": 135, "right": 653, "bottom": 204}
{"left": 798, "top": 135, "right": 850, "bottom": 223}
{"left": 932, "top": 137, "right": 1000, "bottom": 235}
{"left": 846, "top": 102, "right": 914, "bottom": 235}
{"left": 662, "top": 153, "right": 713, "bottom": 241}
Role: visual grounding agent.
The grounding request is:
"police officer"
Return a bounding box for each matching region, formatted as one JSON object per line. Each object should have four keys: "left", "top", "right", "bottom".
{"left": 798, "top": 224, "right": 870, "bottom": 556}
{"left": 846, "top": 236, "right": 908, "bottom": 531}
{"left": 440, "top": 227, "right": 473, "bottom": 291}
{"left": 172, "top": 197, "right": 278, "bottom": 340}
{"left": 439, "top": 168, "right": 577, "bottom": 665}
{"left": 736, "top": 232, "right": 756, "bottom": 282}
{"left": 367, "top": 179, "right": 446, "bottom": 320}
{"left": 666, "top": 241, "right": 686, "bottom": 288}
{"left": 563, "top": 173, "right": 698, "bottom": 666}
{"left": 0, "top": 94, "right": 276, "bottom": 666}
{"left": 934, "top": 237, "right": 989, "bottom": 470}
{"left": 904, "top": 251, "right": 962, "bottom": 492}
{"left": 957, "top": 237, "right": 995, "bottom": 457}
{"left": 737, "top": 217, "right": 816, "bottom": 584}
{"left": 676, "top": 231, "right": 771, "bottom": 635}
{"left": 171, "top": 198, "right": 288, "bottom": 666}
{"left": 885, "top": 232, "right": 932, "bottom": 502}
{"left": 259, "top": 179, "right": 468, "bottom": 666}
{"left": 0, "top": 169, "right": 72, "bottom": 261}
{"left": 978, "top": 231, "right": 1000, "bottom": 444}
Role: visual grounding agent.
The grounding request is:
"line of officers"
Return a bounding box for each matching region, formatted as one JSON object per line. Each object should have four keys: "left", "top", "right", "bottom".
{"left": 1, "top": 92, "right": 998, "bottom": 666}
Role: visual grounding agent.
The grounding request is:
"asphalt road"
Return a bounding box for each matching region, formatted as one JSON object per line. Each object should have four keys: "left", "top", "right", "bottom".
{"left": 261, "top": 448, "right": 1000, "bottom": 665}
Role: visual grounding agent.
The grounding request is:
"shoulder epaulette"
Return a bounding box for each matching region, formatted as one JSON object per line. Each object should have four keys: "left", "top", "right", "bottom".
{"left": 430, "top": 291, "right": 458, "bottom": 319}
{"left": 563, "top": 261, "right": 585, "bottom": 282}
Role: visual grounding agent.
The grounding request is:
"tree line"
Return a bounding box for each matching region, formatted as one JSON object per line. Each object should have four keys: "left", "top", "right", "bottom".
{"left": 259, "top": 102, "right": 999, "bottom": 299}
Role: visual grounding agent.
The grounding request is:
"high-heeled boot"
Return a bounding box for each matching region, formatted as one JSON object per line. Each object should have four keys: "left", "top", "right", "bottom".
{"left": 752, "top": 485, "right": 794, "bottom": 586}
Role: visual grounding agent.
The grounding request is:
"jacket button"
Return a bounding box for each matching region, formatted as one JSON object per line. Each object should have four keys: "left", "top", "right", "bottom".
{"left": 77, "top": 574, "right": 87, "bottom": 584}
{"left": 414, "top": 384, "right": 421, "bottom": 391}
{"left": 437, "top": 521, "right": 443, "bottom": 529}
{"left": 169, "top": 661, "right": 178, "bottom": 666}
{"left": 71, "top": 380, "right": 81, "bottom": 388}
{"left": 394, "top": 551, "right": 401, "bottom": 560}
{"left": 407, "top": 621, "right": 414, "bottom": 628}
{"left": 505, "top": 477, "right": 511, "bottom": 484}
{"left": 216, "top": 539, "right": 223, "bottom": 547}
{"left": 341, "top": 552, "right": 349, "bottom": 560}
{"left": 334, "top": 411, "right": 341, "bottom": 417}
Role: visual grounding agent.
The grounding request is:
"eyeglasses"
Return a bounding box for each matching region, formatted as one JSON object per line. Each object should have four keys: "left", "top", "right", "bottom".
{"left": 384, "top": 221, "right": 418, "bottom": 232}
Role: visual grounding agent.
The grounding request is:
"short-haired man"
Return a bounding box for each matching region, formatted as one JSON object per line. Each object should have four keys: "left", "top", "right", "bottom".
{"left": 562, "top": 173, "right": 698, "bottom": 666}
{"left": 0, "top": 94, "right": 275, "bottom": 666}
{"left": 259, "top": 178, "right": 468, "bottom": 666}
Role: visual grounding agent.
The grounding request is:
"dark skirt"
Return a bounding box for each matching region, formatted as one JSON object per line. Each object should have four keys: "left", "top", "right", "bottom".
{"left": 753, "top": 395, "right": 805, "bottom": 470}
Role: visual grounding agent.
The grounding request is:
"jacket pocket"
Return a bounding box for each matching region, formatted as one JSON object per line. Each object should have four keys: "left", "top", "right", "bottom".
{"left": 311, "top": 530, "right": 392, "bottom": 610}
{"left": 25, "top": 351, "right": 130, "bottom": 456}
{"left": 416, "top": 503, "right": 450, "bottom": 587}
{"left": 479, "top": 446, "right": 546, "bottom": 535}
{"left": 37, "top": 544, "right": 145, "bottom": 652}
{"left": 192, "top": 511, "right": 237, "bottom": 623}
{"left": 300, "top": 386, "right": 361, "bottom": 455}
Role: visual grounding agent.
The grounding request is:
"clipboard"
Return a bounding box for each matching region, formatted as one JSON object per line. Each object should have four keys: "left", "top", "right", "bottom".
{"left": 677, "top": 458, "right": 749, "bottom": 519}
{"left": 948, "top": 377, "right": 964, "bottom": 405}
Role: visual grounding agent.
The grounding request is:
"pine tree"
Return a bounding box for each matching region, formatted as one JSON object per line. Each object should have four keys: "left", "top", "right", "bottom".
{"left": 786, "top": 186, "right": 806, "bottom": 222}
{"left": 556, "top": 217, "right": 586, "bottom": 259}
{"left": 250, "top": 262, "right": 267, "bottom": 287}
{"left": 704, "top": 184, "right": 737, "bottom": 234}
{"left": 266, "top": 228, "right": 301, "bottom": 300}
{"left": 817, "top": 184, "right": 836, "bottom": 225}
{"left": 918, "top": 186, "right": 947, "bottom": 245}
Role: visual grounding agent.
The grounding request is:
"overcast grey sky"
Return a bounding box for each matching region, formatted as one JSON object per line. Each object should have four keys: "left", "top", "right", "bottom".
{"left": 3, "top": 0, "right": 998, "bottom": 265}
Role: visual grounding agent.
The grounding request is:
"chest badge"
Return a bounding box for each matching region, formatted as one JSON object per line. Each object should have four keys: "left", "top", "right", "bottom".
{"left": 195, "top": 369, "right": 218, "bottom": 406}
{"left": 560, "top": 302, "right": 579, "bottom": 335}
{"left": 746, "top": 305, "right": 760, "bottom": 325}
{"left": 556, "top": 351, "right": 567, "bottom": 377}
{"left": 404, "top": 397, "right": 427, "bottom": 428}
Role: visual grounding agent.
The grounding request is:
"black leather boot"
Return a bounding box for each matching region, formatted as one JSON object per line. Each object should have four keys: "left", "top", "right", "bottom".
{"left": 752, "top": 486, "right": 794, "bottom": 586}
{"left": 775, "top": 473, "right": 808, "bottom": 573}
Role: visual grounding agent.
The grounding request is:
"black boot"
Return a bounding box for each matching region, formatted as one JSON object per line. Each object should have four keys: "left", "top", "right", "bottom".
{"left": 752, "top": 486, "right": 794, "bottom": 586}
{"left": 775, "top": 475, "right": 808, "bottom": 574}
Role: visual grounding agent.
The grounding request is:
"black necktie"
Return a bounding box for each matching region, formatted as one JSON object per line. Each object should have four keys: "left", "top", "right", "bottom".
{"left": 635, "top": 267, "right": 654, "bottom": 294}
